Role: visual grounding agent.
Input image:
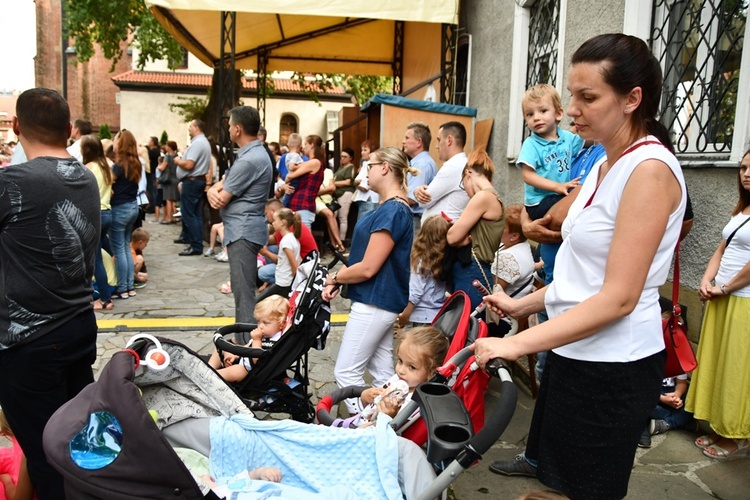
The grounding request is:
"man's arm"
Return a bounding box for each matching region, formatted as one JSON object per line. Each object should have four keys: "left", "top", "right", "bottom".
{"left": 207, "top": 179, "right": 233, "bottom": 209}
{"left": 417, "top": 168, "right": 455, "bottom": 209}
{"left": 521, "top": 207, "right": 562, "bottom": 244}
{"left": 173, "top": 156, "right": 196, "bottom": 171}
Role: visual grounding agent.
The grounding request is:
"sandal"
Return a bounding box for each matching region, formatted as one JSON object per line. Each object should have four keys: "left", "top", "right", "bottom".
{"left": 220, "top": 281, "right": 232, "bottom": 294}
{"left": 703, "top": 438, "right": 750, "bottom": 461}
{"left": 113, "top": 291, "right": 129, "bottom": 300}
{"left": 128, "top": 290, "right": 137, "bottom": 297}
{"left": 100, "top": 300, "right": 114, "bottom": 310}
{"left": 695, "top": 433, "right": 721, "bottom": 449}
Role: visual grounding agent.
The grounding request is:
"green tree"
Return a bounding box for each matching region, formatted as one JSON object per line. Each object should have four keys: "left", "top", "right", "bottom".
{"left": 291, "top": 73, "right": 391, "bottom": 105}
{"left": 64, "top": 0, "right": 241, "bottom": 139}
{"left": 98, "top": 124, "right": 111, "bottom": 139}
{"left": 159, "top": 130, "right": 168, "bottom": 145}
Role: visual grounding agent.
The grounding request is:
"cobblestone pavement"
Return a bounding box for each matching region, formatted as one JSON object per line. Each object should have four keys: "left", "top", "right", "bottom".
{"left": 92, "top": 214, "right": 748, "bottom": 499}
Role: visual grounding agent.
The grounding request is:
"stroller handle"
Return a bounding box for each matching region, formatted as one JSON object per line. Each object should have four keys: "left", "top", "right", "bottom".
{"left": 212, "top": 333, "right": 269, "bottom": 359}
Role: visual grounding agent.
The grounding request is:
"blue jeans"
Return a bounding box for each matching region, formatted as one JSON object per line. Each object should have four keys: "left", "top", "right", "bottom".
{"left": 297, "top": 209, "right": 316, "bottom": 230}
{"left": 451, "top": 258, "right": 493, "bottom": 311}
{"left": 181, "top": 179, "right": 206, "bottom": 252}
{"left": 110, "top": 200, "right": 138, "bottom": 293}
{"left": 651, "top": 388, "right": 694, "bottom": 429}
{"left": 535, "top": 310, "right": 549, "bottom": 381}
{"left": 94, "top": 210, "right": 112, "bottom": 302}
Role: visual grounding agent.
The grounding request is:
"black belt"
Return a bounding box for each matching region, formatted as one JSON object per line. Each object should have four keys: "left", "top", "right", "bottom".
{"left": 183, "top": 176, "right": 205, "bottom": 181}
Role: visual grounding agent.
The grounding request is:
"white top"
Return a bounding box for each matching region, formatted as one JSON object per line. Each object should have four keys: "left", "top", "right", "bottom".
{"left": 420, "top": 152, "right": 470, "bottom": 223}
{"left": 352, "top": 162, "right": 380, "bottom": 203}
{"left": 408, "top": 261, "right": 448, "bottom": 324}
{"left": 716, "top": 212, "right": 750, "bottom": 297}
{"left": 547, "top": 137, "right": 687, "bottom": 362}
{"left": 67, "top": 139, "right": 83, "bottom": 163}
{"left": 276, "top": 232, "right": 301, "bottom": 287}
{"left": 491, "top": 240, "right": 535, "bottom": 298}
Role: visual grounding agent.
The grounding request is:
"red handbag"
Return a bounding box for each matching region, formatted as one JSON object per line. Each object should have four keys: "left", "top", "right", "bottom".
{"left": 663, "top": 242, "right": 697, "bottom": 377}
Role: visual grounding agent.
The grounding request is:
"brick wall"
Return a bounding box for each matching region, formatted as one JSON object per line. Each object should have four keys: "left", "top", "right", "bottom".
{"left": 35, "top": 0, "right": 130, "bottom": 132}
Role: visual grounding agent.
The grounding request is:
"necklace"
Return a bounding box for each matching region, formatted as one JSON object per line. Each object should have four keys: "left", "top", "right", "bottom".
{"left": 386, "top": 195, "right": 410, "bottom": 206}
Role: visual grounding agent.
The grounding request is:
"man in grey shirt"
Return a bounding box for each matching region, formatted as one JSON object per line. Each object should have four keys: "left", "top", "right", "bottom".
{"left": 207, "top": 106, "right": 273, "bottom": 328}
{"left": 174, "top": 119, "right": 211, "bottom": 255}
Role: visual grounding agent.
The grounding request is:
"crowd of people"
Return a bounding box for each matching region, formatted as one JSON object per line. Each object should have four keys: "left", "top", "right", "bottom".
{"left": 0, "top": 31, "right": 748, "bottom": 500}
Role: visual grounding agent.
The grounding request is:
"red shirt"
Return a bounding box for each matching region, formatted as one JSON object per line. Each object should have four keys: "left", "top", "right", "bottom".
{"left": 275, "top": 223, "right": 318, "bottom": 259}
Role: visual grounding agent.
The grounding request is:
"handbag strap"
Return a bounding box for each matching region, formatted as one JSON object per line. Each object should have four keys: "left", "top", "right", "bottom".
{"left": 509, "top": 275, "right": 534, "bottom": 299}
{"left": 725, "top": 215, "right": 750, "bottom": 248}
{"left": 671, "top": 242, "right": 681, "bottom": 317}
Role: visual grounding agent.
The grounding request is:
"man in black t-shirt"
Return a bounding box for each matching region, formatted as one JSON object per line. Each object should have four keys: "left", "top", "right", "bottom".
{"left": 0, "top": 88, "right": 100, "bottom": 499}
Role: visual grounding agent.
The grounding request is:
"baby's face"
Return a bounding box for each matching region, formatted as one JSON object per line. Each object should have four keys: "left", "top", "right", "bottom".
{"left": 523, "top": 95, "right": 562, "bottom": 139}
{"left": 256, "top": 313, "right": 284, "bottom": 338}
{"left": 395, "top": 340, "right": 431, "bottom": 389}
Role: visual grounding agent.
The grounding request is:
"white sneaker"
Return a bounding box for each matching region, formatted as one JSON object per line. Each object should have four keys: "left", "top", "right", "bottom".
{"left": 214, "top": 251, "right": 228, "bottom": 262}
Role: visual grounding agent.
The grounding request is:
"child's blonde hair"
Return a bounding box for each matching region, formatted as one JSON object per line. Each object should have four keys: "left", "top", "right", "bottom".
{"left": 411, "top": 215, "right": 450, "bottom": 280}
{"left": 287, "top": 133, "right": 302, "bottom": 150}
{"left": 398, "top": 326, "right": 449, "bottom": 376}
{"left": 132, "top": 227, "right": 150, "bottom": 243}
{"left": 254, "top": 295, "right": 290, "bottom": 326}
{"left": 275, "top": 208, "right": 302, "bottom": 239}
{"left": 521, "top": 83, "right": 562, "bottom": 116}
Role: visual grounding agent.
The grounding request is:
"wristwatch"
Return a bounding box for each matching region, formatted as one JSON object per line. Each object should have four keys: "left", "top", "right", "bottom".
{"left": 721, "top": 284, "right": 728, "bottom": 295}
{"left": 331, "top": 272, "right": 339, "bottom": 285}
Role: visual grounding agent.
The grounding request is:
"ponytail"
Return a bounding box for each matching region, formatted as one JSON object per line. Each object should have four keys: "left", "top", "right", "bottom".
{"left": 276, "top": 208, "right": 302, "bottom": 239}
{"left": 292, "top": 211, "right": 302, "bottom": 239}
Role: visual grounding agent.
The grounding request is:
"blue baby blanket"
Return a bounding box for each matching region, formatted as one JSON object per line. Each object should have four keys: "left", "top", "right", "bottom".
{"left": 209, "top": 414, "right": 403, "bottom": 499}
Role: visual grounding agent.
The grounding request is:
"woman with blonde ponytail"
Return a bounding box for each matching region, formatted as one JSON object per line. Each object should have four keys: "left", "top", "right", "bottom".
{"left": 446, "top": 150, "right": 505, "bottom": 309}
{"left": 323, "top": 146, "right": 416, "bottom": 415}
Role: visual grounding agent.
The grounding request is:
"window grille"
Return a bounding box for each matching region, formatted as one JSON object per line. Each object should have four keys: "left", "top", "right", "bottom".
{"left": 651, "top": 0, "right": 747, "bottom": 155}
{"left": 526, "top": 0, "right": 561, "bottom": 89}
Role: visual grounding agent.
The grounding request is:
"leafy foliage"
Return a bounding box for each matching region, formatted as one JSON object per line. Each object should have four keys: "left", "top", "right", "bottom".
{"left": 98, "top": 124, "right": 111, "bottom": 139}
{"left": 64, "top": 0, "right": 183, "bottom": 71}
{"left": 168, "top": 95, "right": 210, "bottom": 123}
{"left": 290, "top": 73, "right": 391, "bottom": 105}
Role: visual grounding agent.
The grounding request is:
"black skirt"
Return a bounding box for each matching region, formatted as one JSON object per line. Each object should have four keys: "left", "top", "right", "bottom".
{"left": 526, "top": 350, "right": 665, "bottom": 499}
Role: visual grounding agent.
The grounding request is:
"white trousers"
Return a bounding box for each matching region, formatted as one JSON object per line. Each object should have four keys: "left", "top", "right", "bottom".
{"left": 334, "top": 301, "right": 397, "bottom": 413}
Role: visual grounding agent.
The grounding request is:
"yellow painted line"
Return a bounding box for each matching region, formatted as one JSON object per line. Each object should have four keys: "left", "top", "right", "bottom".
{"left": 97, "top": 313, "right": 350, "bottom": 330}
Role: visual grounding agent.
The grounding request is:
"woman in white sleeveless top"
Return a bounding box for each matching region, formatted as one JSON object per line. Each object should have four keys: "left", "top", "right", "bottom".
{"left": 474, "top": 34, "right": 686, "bottom": 499}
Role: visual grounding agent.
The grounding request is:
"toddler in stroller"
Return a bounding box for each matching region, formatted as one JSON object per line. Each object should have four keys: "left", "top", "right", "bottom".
{"left": 212, "top": 254, "right": 330, "bottom": 421}
{"left": 207, "top": 296, "right": 290, "bottom": 383}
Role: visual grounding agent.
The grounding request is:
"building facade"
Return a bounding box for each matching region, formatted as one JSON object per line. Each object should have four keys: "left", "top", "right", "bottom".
{"left": 462, "top": 0, "right": 749, "bottom": 335}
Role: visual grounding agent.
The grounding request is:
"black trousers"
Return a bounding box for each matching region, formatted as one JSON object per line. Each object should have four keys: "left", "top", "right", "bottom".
{"left": 0, "top": 311, "right": 97, "bottom": 499}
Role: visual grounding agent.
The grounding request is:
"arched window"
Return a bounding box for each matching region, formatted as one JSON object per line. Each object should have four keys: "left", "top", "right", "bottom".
{"left": 279, "top": 114, "right": 298, "bottom": 146}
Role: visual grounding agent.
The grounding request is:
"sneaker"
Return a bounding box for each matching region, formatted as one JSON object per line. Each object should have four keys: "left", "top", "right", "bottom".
{"left": 214, "top": 251, "right": 229, "bottom": 262}
{"left": 638, "top": 428, "right": 652, "bottom": 448}
{"left": 488, "top": 453, "right": 537, "bottom": 477}
{"left": 133, "top": 281, "right": 147, "bottom": 289}
{"left": 204, "top": 248, "right": 216, "bottom": 257}
{"left": 650, "top": 419, "right": 670, "bottom": 436}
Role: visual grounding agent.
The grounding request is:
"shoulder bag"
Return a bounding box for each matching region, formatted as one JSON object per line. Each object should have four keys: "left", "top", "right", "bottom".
{"left": 663, "top": 242, "right": 697, "bottom": 377}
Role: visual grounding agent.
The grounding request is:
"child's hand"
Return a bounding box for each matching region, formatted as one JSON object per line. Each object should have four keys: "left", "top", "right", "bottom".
{"left": 557, "top": 177, "right": 580, "bottom": 195}
{"left": 662, "top": 392, "right": 683, "bottom": 409}
{"left": 361, "top": 387, "right": 384, "bottom": 405}
{"left": 377, "top": 392, "right": 402, "bottom": 418}
{"left": 249, "top": 467, "right": 282, "bottom": 483}
{"left": 199, "top": 474, "right": 218, "bottom": 489}
{"left": 250, "top": 328, "right": 263, "bottom": 341}
{"left": 222, "top": 352, "right": 239, "bottom": 366}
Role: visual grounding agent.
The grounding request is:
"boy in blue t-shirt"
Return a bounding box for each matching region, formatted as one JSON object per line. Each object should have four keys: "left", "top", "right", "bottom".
{"left": 517, "top": 84, "right": 583, "bottom": 220}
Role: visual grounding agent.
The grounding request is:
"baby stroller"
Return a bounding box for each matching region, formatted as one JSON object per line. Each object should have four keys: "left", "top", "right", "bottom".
{"left": 211, "top": 253, "right": 331, "bottom": 422}
{"left": 43, "top": 332, "right": 516, "bottom": 499}
{"left": 317, "top": 291, "right": 490, "bottom": 447}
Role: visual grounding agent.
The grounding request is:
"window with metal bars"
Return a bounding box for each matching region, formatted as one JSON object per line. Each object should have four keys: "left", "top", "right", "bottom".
{"left": 526, "top": 0, "right": 561, "bottom": 90}
{"left": 651, "top": 0, "right": 746, "bottom": 156}
{"left": 523, "top": 0, "right": 561, "bottom": 139}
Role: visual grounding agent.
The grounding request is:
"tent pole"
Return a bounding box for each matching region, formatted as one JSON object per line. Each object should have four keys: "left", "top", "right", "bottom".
{"left": 440, "top": 23, "right": 458, "bottom": 104}
{"left": 218, "top": 11, "right": 237, "bottom": 170}
{"left": 392, "top": 21, "right": 404, "bottom": 94}
{"left": 257, "top": 51, "right": 269, "bottom": 127}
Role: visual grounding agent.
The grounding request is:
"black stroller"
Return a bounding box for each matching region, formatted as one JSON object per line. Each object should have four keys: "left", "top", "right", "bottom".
{"left": 211, "top": 253, "right": 331, "bottom": 422}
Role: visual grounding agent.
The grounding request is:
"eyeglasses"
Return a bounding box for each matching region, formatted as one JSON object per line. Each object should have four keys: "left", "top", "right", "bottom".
{"left": 459, "top": 170, "right": 469, "bottom": 190}
{"left": 367, "top": 162, "right": 383, "bottom": 171}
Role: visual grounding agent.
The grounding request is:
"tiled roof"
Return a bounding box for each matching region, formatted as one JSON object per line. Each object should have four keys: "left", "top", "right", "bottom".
{"left": 111, "top": 70, "right": 346, "bottom": 95}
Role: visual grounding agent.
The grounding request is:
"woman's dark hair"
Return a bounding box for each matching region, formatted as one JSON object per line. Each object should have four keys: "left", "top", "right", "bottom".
{"left": 733, "top": 149, "right": 750, "bottom": 215}
{"left": 571, "top": 33, "right": 674, "bottom": 154}
{"left": 305, "top": 135, "right": 326, "bottom": 167}
{"left": 166, "top": 140, "right": 178, "bottom": 153}
{"left": 80, "top": 134, "right": 112, "bottom": 186}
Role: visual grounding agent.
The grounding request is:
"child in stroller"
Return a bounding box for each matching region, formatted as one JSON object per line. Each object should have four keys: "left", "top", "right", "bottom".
{"left": 337, "top": 326, "right": 449, "bottom": 428}
{"left": 207, "top": 296, "right": 290, "bottom": 383}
